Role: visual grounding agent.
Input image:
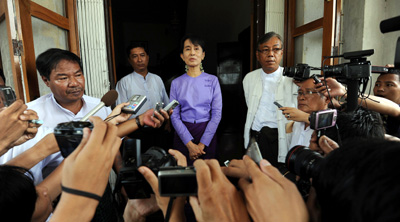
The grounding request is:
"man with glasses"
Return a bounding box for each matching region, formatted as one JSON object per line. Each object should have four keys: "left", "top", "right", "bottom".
{"left": 280, "top": 77, "right": 331, "bottom": 149}
{"left": 243, "top": 31, "right": 298, "bottom": 167}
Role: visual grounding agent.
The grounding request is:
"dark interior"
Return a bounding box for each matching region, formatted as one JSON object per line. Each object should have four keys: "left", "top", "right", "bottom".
{"left": 112, "top": 0, "right": 252, "bottom": 162}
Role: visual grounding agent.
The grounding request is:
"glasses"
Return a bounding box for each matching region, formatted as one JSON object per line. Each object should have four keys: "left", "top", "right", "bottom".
{"left": 295, "top": 90, "right": 319, "bottom": 98}
{"left": 257, "top": 48, "right": 282, "bottom": 55}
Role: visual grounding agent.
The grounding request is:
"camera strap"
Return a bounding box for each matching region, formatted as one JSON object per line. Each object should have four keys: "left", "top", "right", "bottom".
{"left": 165, "top": 197, "right": 176, "bottom": 222}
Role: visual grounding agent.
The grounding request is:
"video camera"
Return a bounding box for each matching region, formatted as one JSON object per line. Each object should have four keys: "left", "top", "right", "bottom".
{"left": 283, "top": 63, "right": 320, "bottom": 81}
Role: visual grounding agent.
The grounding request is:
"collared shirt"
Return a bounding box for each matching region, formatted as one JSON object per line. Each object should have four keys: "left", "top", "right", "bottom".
{"left": 170, "top": 72, "right": 223, "bottom": 146}
{"left": 251, "top": 68, "right": 282, "bottom": 131}
{"left": 0, "top": 93, "right": 111, "bottom": 184}
{"left": 116, "top": 71, "right": 169, "bottom": 117}
{"left": 286, "top": 121, "right": 313, "bottom": 149}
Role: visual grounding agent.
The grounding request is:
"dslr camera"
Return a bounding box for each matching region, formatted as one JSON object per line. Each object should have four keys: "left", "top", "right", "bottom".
{"left": 54, "top": 121, "right": 93, "bottom": 158}
{"left": 285, "top": 145, "right": 323, "bottom": 179}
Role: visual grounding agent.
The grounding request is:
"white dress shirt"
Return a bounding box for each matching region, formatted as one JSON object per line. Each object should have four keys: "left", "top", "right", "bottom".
{"left": 116, "top": 71, "right": 169, "bottom": 118}
{"left": 251, "top": 68, "right": 282, "bottom": 131}
{"left": 0, "top": 93, "right": 111, "bottom": 184}
{"left": 286, "top": 121, "right": 314, "bottom": 150}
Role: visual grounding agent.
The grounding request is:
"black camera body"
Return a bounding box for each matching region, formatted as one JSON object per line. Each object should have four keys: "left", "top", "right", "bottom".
{"left": 54, "top": 121, "right": 93, "bottom": 158}
{"left": 323, "top": 49, "right": 373, "bottom": 81}
{"left": 119, "top": 143, "right": 177, "bottom": 199}
{"left": 158, "top": 166, "right": 197, "bottom": 197}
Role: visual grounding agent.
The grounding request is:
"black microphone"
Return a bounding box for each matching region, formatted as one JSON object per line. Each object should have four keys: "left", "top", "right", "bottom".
{"left": 80, "top": 90, "right": 118, "bottom": 121}
{"left": 380, "top": 15, "right": 400, "bottom": 33}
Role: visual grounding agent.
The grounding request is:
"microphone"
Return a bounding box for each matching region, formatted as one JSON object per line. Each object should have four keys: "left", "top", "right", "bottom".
{"left": 80, "top": 90, "right": 118, "bottom": 121}
{"left": 380, "top": 15, "right": 400, "bottom": 33}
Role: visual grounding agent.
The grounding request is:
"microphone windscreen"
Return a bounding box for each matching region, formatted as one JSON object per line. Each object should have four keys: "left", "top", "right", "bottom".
{"left": 101, "top": 90, "right": 118, "bottom": 106}
{"left": 380, "top": 16, "right": 400, "bottom": 33}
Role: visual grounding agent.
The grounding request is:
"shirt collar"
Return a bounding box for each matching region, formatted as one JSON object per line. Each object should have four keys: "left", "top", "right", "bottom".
{"left": 50, "top": 93, "right": 86, "bottom": 116}
{"left": 261, "top": 66, "right": 281, "bottom": 78}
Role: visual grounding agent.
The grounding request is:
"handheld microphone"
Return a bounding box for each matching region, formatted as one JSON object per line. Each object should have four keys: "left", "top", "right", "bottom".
{"left": 80, "top": 90, "right": 118, "bottom": 121}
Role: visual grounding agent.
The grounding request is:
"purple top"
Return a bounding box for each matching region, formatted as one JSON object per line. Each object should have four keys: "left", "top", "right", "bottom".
{"left": 170, "top": 72, "right": 222, "bottom": 146}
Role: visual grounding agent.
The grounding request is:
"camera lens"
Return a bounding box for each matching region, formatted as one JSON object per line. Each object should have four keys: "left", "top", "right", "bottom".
{"left": 285, "top": 145, "right": 323, "bottom": 179}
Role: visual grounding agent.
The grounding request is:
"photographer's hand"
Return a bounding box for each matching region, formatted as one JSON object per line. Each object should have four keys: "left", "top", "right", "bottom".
{"left": 189, "top": 159, "right": 250, "bottom": 222}
{"left": 238, "top": 156, "right": 308, "bottom": 222}
{"left": 221, "top": 159, "right": 249, "bottom": 179}
{"left": 316, "top": 77, "right": 346, "bottom": 97}
{"left": 318, "top": 135, "right": 339, "bottom": 156}
{"left": 51, "top": 116, "right": 121, "bottom": 221}
{"left": 138, "top": 149, "right": 187, "bottom": 222}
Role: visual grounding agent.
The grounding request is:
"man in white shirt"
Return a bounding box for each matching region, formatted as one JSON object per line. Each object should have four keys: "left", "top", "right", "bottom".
{"left": 116, "top": 43, "right": 170, "bottom": 152}
{"left": 116, "top": 43, "right": 169, "bottom": 116}
{"left": 0, "top": 48, "right": 111, "bottom": 184}
{"left": 243, "top": 32, "right": 298, "bottom": 167}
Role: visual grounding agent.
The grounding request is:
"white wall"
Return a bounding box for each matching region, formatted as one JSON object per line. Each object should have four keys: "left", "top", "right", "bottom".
{"left": 342, "top": 0, "right": 400, "bottom": 91}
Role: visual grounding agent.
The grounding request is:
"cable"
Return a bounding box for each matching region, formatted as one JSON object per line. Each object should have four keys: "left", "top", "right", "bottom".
{"left": 104, "top": 113, "right": 121, "bottom": 122}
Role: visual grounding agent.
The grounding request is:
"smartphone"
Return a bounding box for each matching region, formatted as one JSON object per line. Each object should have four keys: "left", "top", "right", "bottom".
{"left": 245, "top": 142, "right": 263, "bottom": 165}
{"left": 0, "top": 86, "right": 16, "bottom": 108}
{"left": 273, "top": 101, "right": 283, "bottom": 108}
{"left": 309, "top": 109, "right": 337, "bottom": 130}
{"left": 163, "top": 100, "right": 179, "bottom": 111}
{"left": 122, "top": 95, "right": 147, "bottom": 114}
{"left": 153, "top": 102, "right": 164, "bottom": 117}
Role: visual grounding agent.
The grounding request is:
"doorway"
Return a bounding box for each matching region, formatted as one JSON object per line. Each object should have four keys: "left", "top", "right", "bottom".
{"left": 111, "top": 0, "right": 252, "bottom": 161}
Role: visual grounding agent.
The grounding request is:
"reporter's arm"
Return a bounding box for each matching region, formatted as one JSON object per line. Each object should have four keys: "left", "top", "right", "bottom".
{"left": 319, "top": 77, "right": 400, "bottom": 118}
{"left": 117, "top": 109, "right": 168, "bottom": 137}
{"left": 6, "top": 133, "right": 59, "bottom": 169}
{"left": 32, "top": 162, "right": 64, "bottom": 221}
{"left": 280, "top": 107, "right": 310, "bottom": 123}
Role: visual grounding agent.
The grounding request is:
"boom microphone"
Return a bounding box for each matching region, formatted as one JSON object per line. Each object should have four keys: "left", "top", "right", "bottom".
{"left": 80, "top": 90, "right": 118, "bottom": 121}
{"left": 380, "top": 15, "right": 400, "bottom": 33}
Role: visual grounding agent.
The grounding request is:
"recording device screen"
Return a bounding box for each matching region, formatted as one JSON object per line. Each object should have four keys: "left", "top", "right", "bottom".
{"left": 310, "top": 109, "right": 337, "bottom": 130}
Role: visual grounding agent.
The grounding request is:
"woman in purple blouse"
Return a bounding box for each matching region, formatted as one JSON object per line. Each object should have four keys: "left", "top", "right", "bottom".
{"left": 170, "top": 35, "right": 223, "bottom": 165}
